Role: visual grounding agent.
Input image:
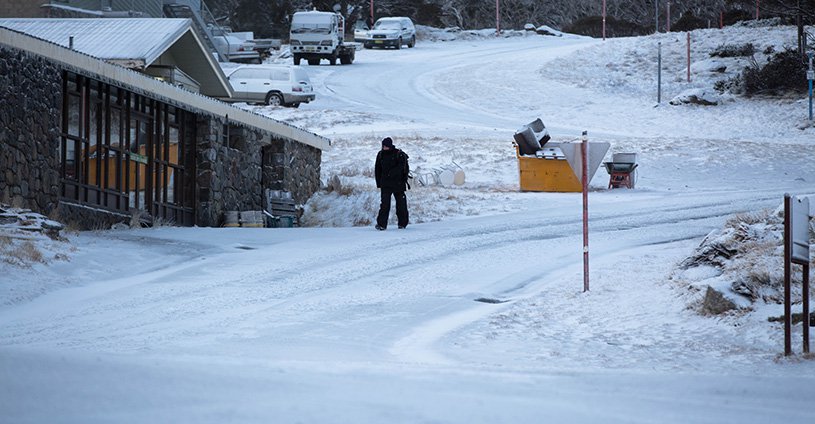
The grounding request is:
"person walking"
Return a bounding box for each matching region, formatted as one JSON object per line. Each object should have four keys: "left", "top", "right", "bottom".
{"left": 374, "top": 137, "right": 409, "bottom": 230}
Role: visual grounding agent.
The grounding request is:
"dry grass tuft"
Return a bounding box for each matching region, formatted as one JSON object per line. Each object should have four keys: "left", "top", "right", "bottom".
{"left": 3, "top": 240, "right": 45, "bottom": 266}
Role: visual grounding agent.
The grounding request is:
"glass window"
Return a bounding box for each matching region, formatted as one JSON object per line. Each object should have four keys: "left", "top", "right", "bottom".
{"left": 270, "top": 69, "right": 289, "bottom": 81}
{"left": 67, "top": 95, "right": 81, "bottom": 137}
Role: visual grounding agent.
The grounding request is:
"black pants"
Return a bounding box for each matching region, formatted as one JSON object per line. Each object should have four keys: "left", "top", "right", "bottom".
{"left": 377, "top": 187, "right": 408, "bottom": 229}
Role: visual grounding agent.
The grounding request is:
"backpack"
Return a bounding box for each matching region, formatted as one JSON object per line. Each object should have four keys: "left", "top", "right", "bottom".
{"left": 398, "top": 150, "right": 412, "bottom": 190}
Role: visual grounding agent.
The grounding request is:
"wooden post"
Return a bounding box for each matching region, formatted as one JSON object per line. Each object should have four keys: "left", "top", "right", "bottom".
{"left": 582, "top": 131, "right": 589, "bottom": 293}
{"left": 687, "top": 32, "right": 691, "bottom": 83}
{"left": 784, "top": 194, "right": 792, "bottom": 356}
{"left": 804, "top": 262, "right": 810, "bottom": 354}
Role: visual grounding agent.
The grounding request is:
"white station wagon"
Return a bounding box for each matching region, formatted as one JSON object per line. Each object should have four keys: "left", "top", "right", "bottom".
{"left": 221, "top": 65, "right": 315, "bottom": 107}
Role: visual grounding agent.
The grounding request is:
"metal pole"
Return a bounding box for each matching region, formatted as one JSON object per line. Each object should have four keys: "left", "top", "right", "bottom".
{"left": 655, "top": 0, "right": 659, "bottom": 33}
{"left": 582, "top": 131, "right": 589, "bottom": 293}
{"left": 657, "top": 42, "right": 662, "bottom": 103}
{"left": 808, "top": 53, "right": 813, "bottom": 121}
{"left": 687, "top": 32, "right": 691, "bottom": 83}
{"left": 784, "top": 194, "right": 792, "bottom": 356}
{"left": 370, "top": 0, "right": 374, "bottom": 26}
{"left": 496, "top": 0, "right": 500, "bottom": 35}
{"left": 602, "top": 0, "right": 606, "bottom": 41}
{"left": 804, "top": 262, "right": 810, "bottom": 354}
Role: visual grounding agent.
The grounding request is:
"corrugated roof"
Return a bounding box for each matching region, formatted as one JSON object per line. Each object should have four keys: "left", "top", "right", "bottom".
{"left": 0, "top": 18, "right": 189, "bottom": 65}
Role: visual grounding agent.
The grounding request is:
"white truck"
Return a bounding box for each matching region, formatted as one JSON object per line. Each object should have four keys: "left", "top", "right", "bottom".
{"left": 289, "top": 11, "right": 359, "bottom": 65}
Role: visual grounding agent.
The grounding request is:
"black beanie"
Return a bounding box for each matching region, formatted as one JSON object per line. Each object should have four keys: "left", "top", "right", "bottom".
{"left": 382, "top": 137, "right": 394, "bottom": 148}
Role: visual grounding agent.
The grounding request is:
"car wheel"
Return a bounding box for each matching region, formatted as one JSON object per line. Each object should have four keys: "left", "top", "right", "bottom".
{"left": 408, "top": 36, "right": 415, "bottom": 48}
{"left": 363, "top": 43, "right": 371, "bottom": 49}
{"left": 396, "top": 38, "right": 402, "bottom": 50}
{"left": 265, "top": 92, "right": 283, "bottom": 106}
{"left": 307, "top": 58, "right": 320, "bottom": 66}
{"left": 293, "top": 55, "right": 301, "bottom": 65}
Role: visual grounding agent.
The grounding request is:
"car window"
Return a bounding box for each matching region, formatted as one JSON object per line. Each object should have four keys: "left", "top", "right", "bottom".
{"left": 293, "top": 68, "right": 310, "bottom": 83}
{"left": 230, "top": 69, "right": 251, "bottom": 79}
{"left": 270, "top": 69, "right": 289, "bottom": 81}
{"left": 374, "top": 20, "right": 400, "bottom": 30}
{"left": 246, "top": 69, "right": 268, "bottom": 79}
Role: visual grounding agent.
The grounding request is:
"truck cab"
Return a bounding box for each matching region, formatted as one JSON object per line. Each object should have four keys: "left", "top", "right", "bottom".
{"left": 289, "top": 11, "right": 357, "bottom": 66}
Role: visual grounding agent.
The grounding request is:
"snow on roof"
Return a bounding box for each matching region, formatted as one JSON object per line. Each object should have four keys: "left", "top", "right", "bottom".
{"left": 0, "top": 18, "right": 190, "bottom": 66}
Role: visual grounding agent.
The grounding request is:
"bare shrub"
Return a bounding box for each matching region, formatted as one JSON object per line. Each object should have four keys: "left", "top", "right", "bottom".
{"left": 151, "top": 216, "right": 176, "bottom": 228}
{"left": 130, "top": 209, "right": 145, "bottom": 228}
{"left": 743, "top": 48, "right": 808, "bottom": 96}
{"left": 710, "top": 43, "right": 755, "bottom": 58}
{"left": 4, "top": 240, "right": 45, "bottom": 266}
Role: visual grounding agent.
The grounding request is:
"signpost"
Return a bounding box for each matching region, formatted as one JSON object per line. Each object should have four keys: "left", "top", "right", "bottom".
{"left": 657, "top": 42, "right": 662, "bottom": 104}
{"left": 807, "top": 53, "right": 813, "bottom": 121}
{"left": 582, "top": 131, "right": 589, "bottom": 292}
{"left": 784, "top": 194, "right": 811, "bottom": 356}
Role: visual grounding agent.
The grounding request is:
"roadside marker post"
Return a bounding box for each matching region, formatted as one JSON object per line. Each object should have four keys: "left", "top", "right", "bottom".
{"left": 784, "top": 194, "right": 811, "bottom": 356}
{"left": 807, "top": 53, "right": 813, "bottom": 121}
{"left": 582, "top": 131, "right": 589, "bottom": 293}
{"left": 687, "top": 32, "right": 691, "bottom": 83}
{"left": 657, "top": 42, "right": 662, "bottom": 104}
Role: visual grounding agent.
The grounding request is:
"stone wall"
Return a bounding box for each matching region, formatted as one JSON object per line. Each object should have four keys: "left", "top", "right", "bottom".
{"left": 195, "top": 118, "right": 265, "bottom": 227}
{"left": 262, "top": 137, "right": 321, "bottom": 205}
{"left": 0, "top": 47, "right": 62, "bottom": 216}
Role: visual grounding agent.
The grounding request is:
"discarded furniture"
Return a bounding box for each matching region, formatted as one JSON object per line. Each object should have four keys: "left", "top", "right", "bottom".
{"left": 265, "top": 189, "right": 298, "bottom": 227}
{"left": 603, "top": 153, "right": 638, "bottom": 189}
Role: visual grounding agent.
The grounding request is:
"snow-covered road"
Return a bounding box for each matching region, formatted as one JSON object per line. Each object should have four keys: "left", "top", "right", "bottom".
{"left": 3, "top": 30, "right": 815, "bottom": 423}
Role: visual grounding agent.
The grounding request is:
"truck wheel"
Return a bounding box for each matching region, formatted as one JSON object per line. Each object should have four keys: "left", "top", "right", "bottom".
{"left": 408, "top": 36, "right": 415, "bottom": 48}
{"left": 340, "top": 53, "right": 351, "bottom": 65}
{"left": 307, "top": 58, "right": 320, "bottom": 66}
{"left": 265, "top": 92, "right": 283, "bottom": 106}
{"left": 329, "top": 53, "right": 337, "bottom": 65}
{"left": 293, "top": 55, "right": 301, "bottom": 65}
{"left": 396, "top": 38, "right": 402, "bottom": 49}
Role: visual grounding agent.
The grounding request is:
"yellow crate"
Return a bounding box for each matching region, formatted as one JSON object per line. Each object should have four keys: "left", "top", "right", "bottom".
{"left": 515, "top": 144, "right": 581, "bottom": 192}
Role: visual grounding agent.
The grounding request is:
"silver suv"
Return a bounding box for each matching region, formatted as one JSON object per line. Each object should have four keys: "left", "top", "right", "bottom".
{"left": 364, "top": 17, "right": 416, "bottom": 49}
{"left": 220, "top": 65, "right": 315, "bottom": 107}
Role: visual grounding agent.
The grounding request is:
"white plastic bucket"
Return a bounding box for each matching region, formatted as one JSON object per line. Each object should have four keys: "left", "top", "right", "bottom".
{"left": 241, "top": 210, "right": 264, "bottom": 228}
{"left": 612, "top": 152, "right": 637, "bottom": 164}
{"left": 224, "top": 211, "right": 240, "bottom": 227}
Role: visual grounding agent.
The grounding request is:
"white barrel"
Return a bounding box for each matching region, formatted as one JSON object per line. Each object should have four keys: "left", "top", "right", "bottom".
{"left": 241, "top": 210, "right": 264, "bottom": 228}
{"left": 224, "top": 211, "right": 240, "bottom": 227}
{"left": 453, "top": 169, "right": 465, "bottom": 186}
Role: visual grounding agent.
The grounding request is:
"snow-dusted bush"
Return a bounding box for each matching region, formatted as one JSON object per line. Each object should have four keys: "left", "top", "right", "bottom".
{"left": 710, "top": 43, "right": 755, "bottom": 58}
{"left": 742, "top": 48, "right": 810, "bottom": 95}
{"left": 676, "top": 208, "right": 814, "bottom": 315}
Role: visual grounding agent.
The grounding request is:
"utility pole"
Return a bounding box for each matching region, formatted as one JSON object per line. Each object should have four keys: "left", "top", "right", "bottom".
{"left": 655, "top": 0, "right": 659, "bottom": 33}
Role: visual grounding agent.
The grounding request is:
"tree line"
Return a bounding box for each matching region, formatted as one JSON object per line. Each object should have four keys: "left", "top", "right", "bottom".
{"left": 206, "top": 0, "right": 813, "bottom": 43}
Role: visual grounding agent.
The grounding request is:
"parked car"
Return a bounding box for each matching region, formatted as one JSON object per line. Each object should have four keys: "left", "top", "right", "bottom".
{"left": 213, "top": 34, "right": 261, "bottom": 63}
{"left": 364, "top": 17, "right": 416, "bottom": 49}
{"left": 220, "top": 65, "right": 315, "bottom": 107}
{"left": 353, "top": 20, "right": 370, "bottom": 43}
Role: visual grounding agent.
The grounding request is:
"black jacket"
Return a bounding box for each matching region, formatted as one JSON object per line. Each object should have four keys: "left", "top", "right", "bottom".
{"left": 375, "top": 149, "right": 408, "bottom": 190}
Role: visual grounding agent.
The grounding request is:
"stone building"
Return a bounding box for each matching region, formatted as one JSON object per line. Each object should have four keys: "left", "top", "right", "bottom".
{"left": 0, "top": 21, "right": 329, "bottom": 229}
